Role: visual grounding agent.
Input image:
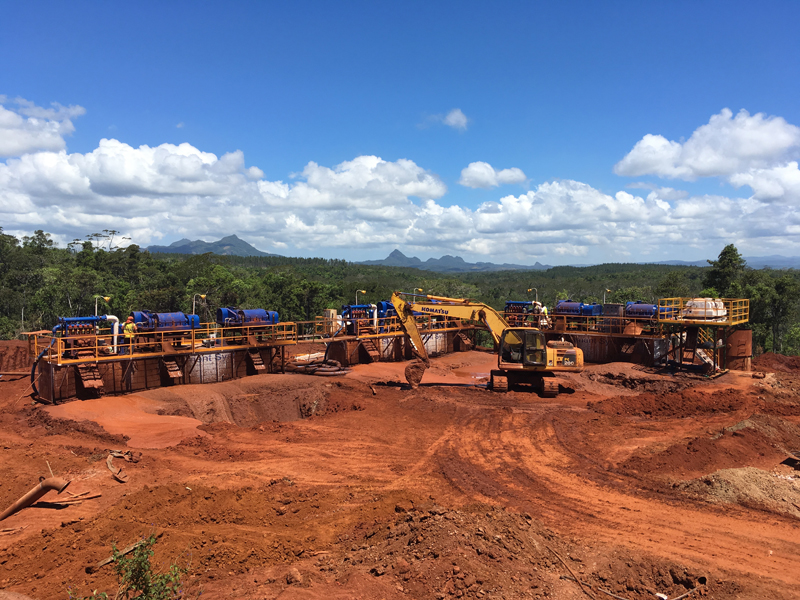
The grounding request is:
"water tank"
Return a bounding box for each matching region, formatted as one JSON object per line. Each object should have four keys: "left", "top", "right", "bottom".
{"left": 726, "top": 329, "right": 752, "bottom": 371}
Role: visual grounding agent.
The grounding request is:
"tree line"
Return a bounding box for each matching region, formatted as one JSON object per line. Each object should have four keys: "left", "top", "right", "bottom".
{"left": 1, "top": 230, "right": 798, "bottom": 354}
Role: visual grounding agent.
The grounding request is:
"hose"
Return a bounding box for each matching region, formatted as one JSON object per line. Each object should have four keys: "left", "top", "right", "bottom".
{"left": 30, "top": 325, "right": 60, "bottom": 398}
{"left": 285, "top": 358, "right": 350, "bottom": 376}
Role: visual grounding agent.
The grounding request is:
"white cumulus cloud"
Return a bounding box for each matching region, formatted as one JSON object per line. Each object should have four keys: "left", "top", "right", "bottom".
{"left": 443, "top": 108, "right": 468, "bottom": 131}
{"left": 0, "top": 96, "right": 85, "bottom": 157}
{"left": 458, "top": 161, "right": 527, "bottom": 188}
{"left": 423, "top": 108, "right": 469, "bottom": 131}
{"left": 729, "top": 161, "right": 800, "bottom": 203}
{"left": 615, "top": 108, "right": 800, "bottom": 180}
{"left": 3, "top": 98, "right": 800, "bottom": 262}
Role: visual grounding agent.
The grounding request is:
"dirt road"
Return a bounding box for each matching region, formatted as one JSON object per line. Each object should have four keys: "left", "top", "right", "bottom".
{"left": 0, "top": 347, "right": 798, "bottom": 599}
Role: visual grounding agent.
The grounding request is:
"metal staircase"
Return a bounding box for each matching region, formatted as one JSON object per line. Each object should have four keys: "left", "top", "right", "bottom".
{"left": 74, "top": 350, "right": 105, "bottom": 394}
{"left": 360, "top": 339, "right": 381, "bottom": 362}
{"left": 161, "top": 358, "right": 183, "bottom": 379}
{"left": 247, "top": 348, "right": 267, "bottom": 371}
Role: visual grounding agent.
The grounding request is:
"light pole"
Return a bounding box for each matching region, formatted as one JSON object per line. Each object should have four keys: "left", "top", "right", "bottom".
{"left": 356, "top": 290, "right": 366, "bottom": 305}
{"left": 527, "top": 287, "right": 538, "bottom": 303}
{"left": 415, "top": 288, "right": 424, "bottom": 296}
{"left": 192, "top": 294, "right": 207, "bottom": 317}
{"left": 603, "top": 289, "right": 611, "bottom": 303}
{"left": 94, "top": 295, "right": 111, "bottom": 316}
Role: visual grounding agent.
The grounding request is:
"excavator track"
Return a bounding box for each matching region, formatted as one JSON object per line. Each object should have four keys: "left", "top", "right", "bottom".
{"left": 490, "top": 371, "right": 508, "bottom": 392}
{"left": 541, "top": 377, "right": 559, "bottom": 398}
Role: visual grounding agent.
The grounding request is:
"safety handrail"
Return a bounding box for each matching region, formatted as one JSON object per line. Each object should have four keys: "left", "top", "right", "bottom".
{"left": 32, "top": 321, "right": 299, "bottom": 366}
{"left": 657, "top": 298, "right": 749, "bottom": 325}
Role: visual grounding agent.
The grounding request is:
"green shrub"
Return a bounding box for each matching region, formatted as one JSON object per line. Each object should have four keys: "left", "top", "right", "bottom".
{"left": 69, "top": 534, "right": 193, "bottom": 600}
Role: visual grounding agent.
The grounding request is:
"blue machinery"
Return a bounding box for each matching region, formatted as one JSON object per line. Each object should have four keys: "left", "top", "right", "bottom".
{"left": 216, "top": 308, "right": 279, "bottom": 327}
{"left": 340, "top": 301, "right": 397, "bottom": 335}
{"left": 131, "top": 311, "right": 200, "bottom": 331}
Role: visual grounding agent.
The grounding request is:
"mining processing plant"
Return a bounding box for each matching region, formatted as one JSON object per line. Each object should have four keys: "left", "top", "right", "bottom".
{"left": 26, "top": 295, "right": 751, "bottom": 403}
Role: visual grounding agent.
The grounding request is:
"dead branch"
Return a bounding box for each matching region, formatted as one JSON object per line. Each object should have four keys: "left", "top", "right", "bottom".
{"left": 546, "top": 545, "right": 596, "bottom": 600}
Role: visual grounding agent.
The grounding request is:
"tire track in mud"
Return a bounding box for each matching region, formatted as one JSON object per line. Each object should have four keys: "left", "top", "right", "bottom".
{"left": 430, "top": 402, "right": 800, "bottom": 587}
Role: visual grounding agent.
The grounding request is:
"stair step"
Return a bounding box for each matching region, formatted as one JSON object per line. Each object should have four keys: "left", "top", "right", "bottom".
{"left": 162, "top": 359, "right": 183, "bottom": 379}
{"left": 75, "top": 363, "right": 105, "bottom": 393}
{"left": 456, "top": 332, "right": 473, "bottom": 351}
{"left": 362, "top": 340, "right": 380, "bottom": 360}
{"left": 696, "top": 348, "right": 716, "bottom": 366}
{"left": 247, "top": 349, "right": 267, "bottom": 370}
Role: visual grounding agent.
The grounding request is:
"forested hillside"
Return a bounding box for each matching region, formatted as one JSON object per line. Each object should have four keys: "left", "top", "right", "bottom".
{"left": 1, "top": 230, "right": 798, "bottom": 355}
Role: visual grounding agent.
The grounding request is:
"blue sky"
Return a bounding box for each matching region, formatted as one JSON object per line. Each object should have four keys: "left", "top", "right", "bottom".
{"left": 2, "top": 1, "right": 800, "bottom": 264}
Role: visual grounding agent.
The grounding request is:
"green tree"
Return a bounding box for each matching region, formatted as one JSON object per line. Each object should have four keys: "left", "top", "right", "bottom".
{"left": 704, "top": 244, "right": 746, "bottom": 297}
{"left": 742, "top": 269, "right": 800, "bottom": 353}
{"left": 655, "top": 271, "right": 692, "bottom": 298}
{"left": 785, "top": 324, "right": 800, "bottom": 356}
{"left": 767, "top": 274, "right": 800, "bottom": 353}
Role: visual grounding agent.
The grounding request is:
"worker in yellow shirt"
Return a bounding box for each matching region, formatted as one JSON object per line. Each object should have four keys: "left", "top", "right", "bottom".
{"left": 121, "top": 316, "right": 137, "bottom": 355}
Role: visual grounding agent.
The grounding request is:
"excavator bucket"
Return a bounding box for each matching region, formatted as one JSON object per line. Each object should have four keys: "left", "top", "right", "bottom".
{"left": 404, "top": 359, "right": 428, "bottom": 388}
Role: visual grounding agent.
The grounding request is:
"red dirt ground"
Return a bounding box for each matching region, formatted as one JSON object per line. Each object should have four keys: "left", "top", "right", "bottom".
{"left": 0, "top": 345, "right": 799, "bottom": 600}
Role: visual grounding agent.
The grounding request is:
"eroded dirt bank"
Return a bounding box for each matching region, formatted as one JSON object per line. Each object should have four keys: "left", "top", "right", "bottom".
{"left": 1, "top": 348, "right": 799, "bottom": 599}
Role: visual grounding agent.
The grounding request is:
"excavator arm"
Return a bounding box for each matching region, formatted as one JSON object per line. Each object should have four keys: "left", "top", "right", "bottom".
{"left": 391, "top": 292, "right": 511, "bottom": 343}
{"left": 390, "top": 291, "right": 516, "bottom": 387}
{"left": 390, "top": 292, "right": 430, "bottom": 365}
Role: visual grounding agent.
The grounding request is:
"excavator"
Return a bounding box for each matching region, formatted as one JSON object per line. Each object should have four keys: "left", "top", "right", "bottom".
{"left": 390, "top": 292, "right": 584, "bottom": 397}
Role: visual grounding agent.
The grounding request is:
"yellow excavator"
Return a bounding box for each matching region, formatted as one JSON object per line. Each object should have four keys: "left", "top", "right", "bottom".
{"left": 390, "top": 292, "right": 584, "bottom": 397}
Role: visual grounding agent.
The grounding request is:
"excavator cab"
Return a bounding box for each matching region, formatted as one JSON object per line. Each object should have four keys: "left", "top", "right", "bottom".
{"left": 499, "top": 329, "right": 547, "bottom": 367}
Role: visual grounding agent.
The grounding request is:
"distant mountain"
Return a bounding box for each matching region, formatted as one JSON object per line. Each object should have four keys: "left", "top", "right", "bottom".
{"left": 147, "top": 235, "right": 280, "bottom": 257}
{"left": 646, "top": 256, "right": 800, "bottom": 269}
{"left": 744, "top": 255, "right": 800, "bottom": 269}
{"left": 143, "top": 240, "right": 800, "bottom": 270}
{"left": 358, "top": 249, "right": 550, "bottom": 273}
{"left": 647, "top": 259, "right": 709, "bottom": 267}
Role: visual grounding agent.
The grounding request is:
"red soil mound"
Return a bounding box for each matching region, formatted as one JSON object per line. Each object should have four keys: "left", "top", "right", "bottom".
{"left": 753, "top": 352, "right": 800, "bottom": 373}
{"left": 0, "top": 340, "right": 30, "bottom": 372}
{"left": 588, "top": 388, "right": 756, "bottom": 418}
{"left": 619, "top": 414, "right": 800, "bottom": 480}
